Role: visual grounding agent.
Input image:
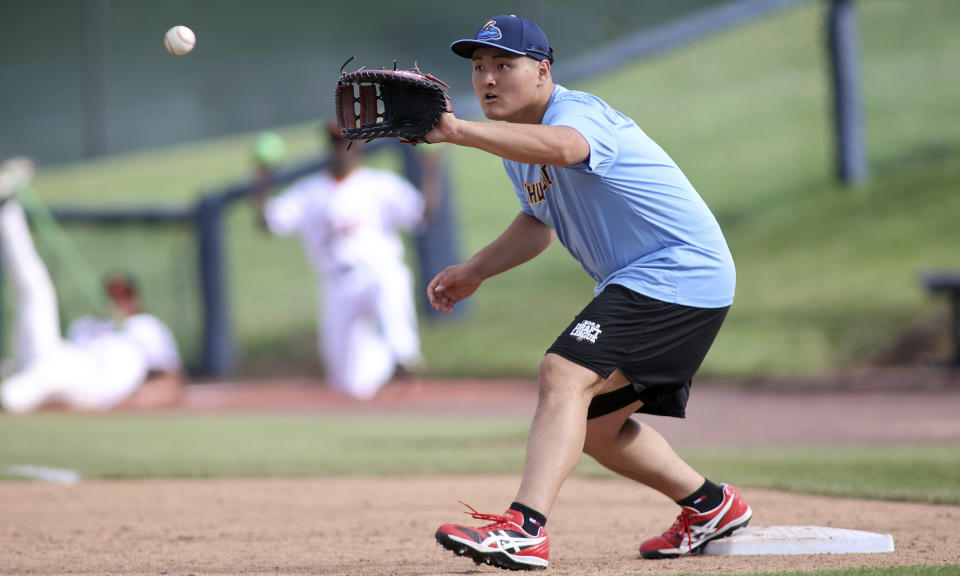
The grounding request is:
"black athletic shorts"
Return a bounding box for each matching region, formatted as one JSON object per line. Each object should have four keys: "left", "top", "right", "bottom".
{"left": 546, "top": 284, "right": 729, "bottom": 420}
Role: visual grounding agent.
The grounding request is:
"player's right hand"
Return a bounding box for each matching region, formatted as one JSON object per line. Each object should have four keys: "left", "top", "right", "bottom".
{"left": 427, "top": 263, "right": 481, "bottom": 314}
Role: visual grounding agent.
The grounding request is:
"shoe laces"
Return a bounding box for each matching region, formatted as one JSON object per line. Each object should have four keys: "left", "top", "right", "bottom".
{"left": 664, "top": 508, "right": 696, "bottom": 553}
{"left": 458, "top": 500, "right": 516, "bottom": 531}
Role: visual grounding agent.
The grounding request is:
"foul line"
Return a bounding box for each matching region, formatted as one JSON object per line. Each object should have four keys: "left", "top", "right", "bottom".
{"left": 3, "top": 465, "right": 82, "bottom": 484}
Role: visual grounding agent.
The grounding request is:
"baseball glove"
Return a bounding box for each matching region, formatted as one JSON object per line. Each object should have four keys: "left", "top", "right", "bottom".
{"left": 335, "top": 58, "right": 449, "bottom": 143}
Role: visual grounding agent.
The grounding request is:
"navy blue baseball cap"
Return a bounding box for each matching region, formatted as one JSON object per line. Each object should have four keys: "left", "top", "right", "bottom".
{"left": 451, "top": 15, "right": 554, "bottom": 63}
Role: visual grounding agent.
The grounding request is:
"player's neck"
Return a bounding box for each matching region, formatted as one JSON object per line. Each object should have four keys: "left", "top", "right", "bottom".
{"left": 331, "top": 167, "right": 358, "bottom": 182}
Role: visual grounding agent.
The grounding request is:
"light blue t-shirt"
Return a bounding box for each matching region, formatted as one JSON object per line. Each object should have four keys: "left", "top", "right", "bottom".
{"left": 503, "top": 85, "right": 735, "bottom": 308}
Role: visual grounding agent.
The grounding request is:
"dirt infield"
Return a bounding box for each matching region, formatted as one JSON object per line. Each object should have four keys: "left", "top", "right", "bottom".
{"left": 3, "top": 373, "right": 960, "bottom": 575}
{"left": 3, "top": 478, "right": 959, "bottom": 575}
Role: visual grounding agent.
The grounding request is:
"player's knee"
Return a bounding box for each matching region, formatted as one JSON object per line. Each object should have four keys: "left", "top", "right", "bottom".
{"left": 537, "top": 353, "right": 602, "bottom": 402}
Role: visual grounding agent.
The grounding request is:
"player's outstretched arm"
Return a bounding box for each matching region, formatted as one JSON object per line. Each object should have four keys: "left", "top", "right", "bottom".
{"left": 428, "top": 212, "right": 554, "bottom": 313}
{"left": 425, "top": 110, "right": 588, "bottom": 167}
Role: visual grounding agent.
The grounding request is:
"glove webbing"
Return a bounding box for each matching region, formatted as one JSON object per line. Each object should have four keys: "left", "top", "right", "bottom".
{"left": 336, "top": 82, "right": 379, "bottom": 133}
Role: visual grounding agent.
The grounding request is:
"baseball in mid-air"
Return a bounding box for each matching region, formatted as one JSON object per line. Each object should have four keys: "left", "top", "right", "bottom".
{"left": 164, "top": 25, "right": 196, "bottom": 56}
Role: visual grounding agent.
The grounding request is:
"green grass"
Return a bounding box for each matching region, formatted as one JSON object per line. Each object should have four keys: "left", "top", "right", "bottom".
{"left": 1, "top": 414, "right": 958, "bottom": 507}
{"left": 644, "top": 444, "right": 960, "bottom": 505}
{"left": 0, "top": 414, "right": 530, "bottom": 479}
{"left": 20, "top": 0, "right": 960, "bottom": 378}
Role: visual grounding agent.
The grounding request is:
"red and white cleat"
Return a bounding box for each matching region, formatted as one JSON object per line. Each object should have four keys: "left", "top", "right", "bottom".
{"left": 639, "top": 484, "right": 752, "bottom": 559}
{"left": 436, "top": 502, "right": 549, "bottom": 571}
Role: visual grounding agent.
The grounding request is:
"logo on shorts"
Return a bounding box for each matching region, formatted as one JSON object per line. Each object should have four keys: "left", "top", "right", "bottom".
{"left": 570, "top": 320, "right": 602, "bottom": 343}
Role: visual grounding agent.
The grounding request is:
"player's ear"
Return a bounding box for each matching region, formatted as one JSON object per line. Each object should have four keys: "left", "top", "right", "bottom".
{"left": 537, "top": 59, "right": 551, "bottom": 81}
{"left": 535, "top": 59, "right": 551, "bottom": 87}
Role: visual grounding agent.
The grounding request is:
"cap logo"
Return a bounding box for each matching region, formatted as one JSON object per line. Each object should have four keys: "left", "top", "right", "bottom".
{"left": 477, "top": 20, "right": 502, "bottom": 41}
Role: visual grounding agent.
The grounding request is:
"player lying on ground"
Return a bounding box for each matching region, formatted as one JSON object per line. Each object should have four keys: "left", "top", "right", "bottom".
{"left": 0, "top": 157, "right": 185, "bottom": 413}
{"left": 369, "top": 15, "right": 753, "bottom": 570}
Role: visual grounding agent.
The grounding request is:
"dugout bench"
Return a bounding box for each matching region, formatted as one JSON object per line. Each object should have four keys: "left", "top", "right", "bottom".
{"left": 920, "top": 271, "right": 960, "bottom": 367}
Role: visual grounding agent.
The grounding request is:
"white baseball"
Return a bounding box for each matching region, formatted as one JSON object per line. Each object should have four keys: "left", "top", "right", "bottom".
{"left": 164, "top": 25, "right": 196, "bottom": 56}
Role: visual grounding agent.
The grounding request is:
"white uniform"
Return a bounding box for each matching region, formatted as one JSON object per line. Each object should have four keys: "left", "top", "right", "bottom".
{"left": 263, "top": 167, "right": 423, "bottom": 399}
{"left": 0, "top": 200, "right": 182, "bottom": 414}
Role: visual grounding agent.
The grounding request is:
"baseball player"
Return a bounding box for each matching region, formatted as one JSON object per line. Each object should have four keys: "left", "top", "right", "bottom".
{"left": 0, "top": 158, "right": 185, "bottom": 413}
{"left": 254, "top": 123, "right": 438, "bottom": 399}
{"left": 426, "top": 15, "right": 751, "bottom": 570}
